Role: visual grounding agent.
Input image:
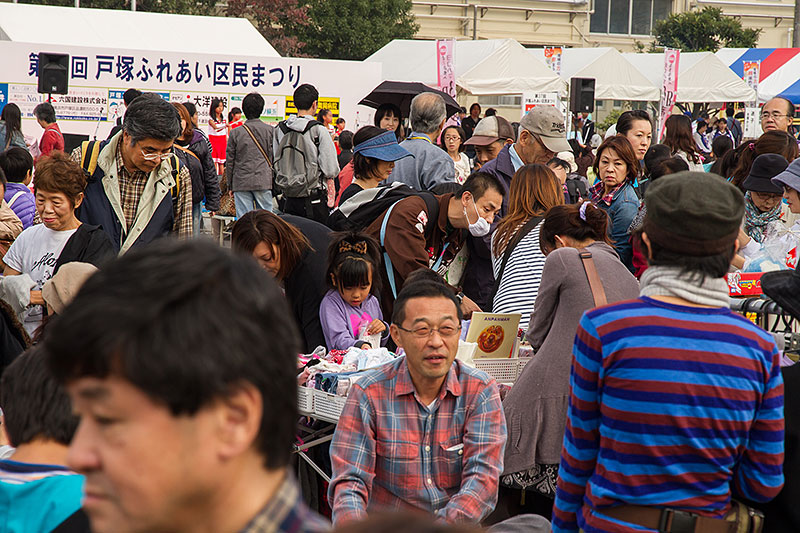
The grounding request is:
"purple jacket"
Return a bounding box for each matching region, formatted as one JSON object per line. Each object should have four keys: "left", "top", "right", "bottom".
{"left": 319, "top": 289, "right": 387, "bottom": 351}
{"left": 4, "top": 183, "right": 35, "bottom": 229}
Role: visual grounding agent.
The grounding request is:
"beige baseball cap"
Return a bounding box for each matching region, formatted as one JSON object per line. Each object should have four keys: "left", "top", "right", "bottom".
{"left": 519, "top": 106, "right": 571, "bottom": 153}
{"left": 464, "top": 116, "right": 515, "bottom": 146}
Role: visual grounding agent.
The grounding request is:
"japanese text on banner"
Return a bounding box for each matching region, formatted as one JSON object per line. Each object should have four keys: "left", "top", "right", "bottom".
{"left": 436, "top": 39, "right": 456, "bottom": 99}
{"left": 658, "top": 48, "right": 680, "bottom": 141}
{"left": 544, "top": 47, "right": 562, "bottom": 77}
{"left": 743, "top": 61, "right": 760, "bottom": 105}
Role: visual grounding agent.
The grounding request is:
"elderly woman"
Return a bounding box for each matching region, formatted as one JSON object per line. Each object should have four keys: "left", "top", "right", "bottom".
{"left": 498, "top": 201, "right": 638, "bottom": 518}
{"left": 2, "top": 152, "right": 114, "bottom": 335}
{"left": 491, "top": 164, "right": 564, "bottom": 328}
{"left": 589, "top": 135, "right": 641, "bottom": 272}
{"left": 232, "top": 210, "right": 330, "bottom": 353}
{"left": 338, "top": 127, "right": 412, "bottom": 205}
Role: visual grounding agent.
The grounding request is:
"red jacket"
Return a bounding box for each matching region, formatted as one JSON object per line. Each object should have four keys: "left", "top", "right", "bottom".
{"left": 39, "top": 123, "right": 64, "bottom": 156}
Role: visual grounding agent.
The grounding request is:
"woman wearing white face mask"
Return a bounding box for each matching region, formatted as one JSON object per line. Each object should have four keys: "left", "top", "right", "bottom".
{"left": 490, "top": 164, "right": 564, "bottom": 328}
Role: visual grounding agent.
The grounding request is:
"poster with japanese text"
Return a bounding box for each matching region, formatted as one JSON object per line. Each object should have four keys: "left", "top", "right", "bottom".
{"left": 544, "top": 47, "right": 562, "bottom": 77}
{"left": 658, "top": 48, "right": 680, "bottom": 141}
{"left": 436, "top": 39, "right": 456, "bottom": 99}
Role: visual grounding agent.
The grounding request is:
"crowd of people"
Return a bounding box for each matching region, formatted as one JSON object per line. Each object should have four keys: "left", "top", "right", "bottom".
{"left": 0, "top": 80, "right": 796, "bottom": 533}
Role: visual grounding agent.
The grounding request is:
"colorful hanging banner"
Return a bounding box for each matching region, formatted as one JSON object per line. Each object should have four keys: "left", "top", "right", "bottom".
{"left": 544, "top": 47, "right": 562, "bottom": 76}
{"left": 436, "top": 39, "right": 456, "bottom": 98}
{"left": 658, "top": 48, "right": 680, "bottom": 141}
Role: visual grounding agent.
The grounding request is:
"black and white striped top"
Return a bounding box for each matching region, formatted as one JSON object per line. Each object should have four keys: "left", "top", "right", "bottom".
{"left": 490, "top": 220, "right": 547, "bottom": 330}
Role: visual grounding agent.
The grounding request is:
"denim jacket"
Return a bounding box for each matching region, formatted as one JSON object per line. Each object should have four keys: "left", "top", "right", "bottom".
{"left": 598, "top": 181, "right": 640, "bottom": 272}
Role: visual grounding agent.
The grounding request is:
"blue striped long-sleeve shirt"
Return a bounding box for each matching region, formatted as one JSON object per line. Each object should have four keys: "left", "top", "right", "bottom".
{"left": 553, "top": 296, "right": 785, "bottom": 533}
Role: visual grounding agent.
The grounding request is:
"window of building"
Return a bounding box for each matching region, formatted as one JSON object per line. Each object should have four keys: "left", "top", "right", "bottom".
{"left": 591, "top": 0, "right": 671, "bottom": 35}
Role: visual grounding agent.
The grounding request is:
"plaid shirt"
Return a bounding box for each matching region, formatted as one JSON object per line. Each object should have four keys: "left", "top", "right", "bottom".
{"left": 589, "top": 180, "right": 624, "bottom": 206}
{"left": 240, "top": 473, "right": 330, "bottom": 533}
{"left": 70, "top": 143, "right": 192, "bottom": 240}
{"left": 328, "top": 357, "right": 506, "bottom": 525}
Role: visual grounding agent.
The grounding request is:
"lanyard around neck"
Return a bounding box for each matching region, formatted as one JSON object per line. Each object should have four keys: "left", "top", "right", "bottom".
{"left": 408, "top": 134, "right": 432, "bottom": 144}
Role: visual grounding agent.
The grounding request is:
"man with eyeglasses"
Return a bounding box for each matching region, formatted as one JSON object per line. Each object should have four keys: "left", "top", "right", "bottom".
{"left": 329, "top": 280, "right": 507, "bottom": 525}
{"left": 71, "top": 93, "right": 192, "bottom": 254}
{"left": 761, "top": 97, "right": 795, "bottom": 133}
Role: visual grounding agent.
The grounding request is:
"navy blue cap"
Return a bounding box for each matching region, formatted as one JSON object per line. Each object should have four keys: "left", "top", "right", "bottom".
{"left": 353, "top": 130, "right": 413, "bottom": 162}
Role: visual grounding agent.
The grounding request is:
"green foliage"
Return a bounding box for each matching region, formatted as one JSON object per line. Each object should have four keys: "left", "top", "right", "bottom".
{"left": 598, "top": 109, "right": 623, "bottom": 134}
{"left": 20, "top": 0, "right": 217, "bottom": 16}
{"left": 651, "top": 7, "right": 760, "bottom": 52}
{"left": 226, "top": 0, "right": 311, "bottom": 57}
{"left": 284, "top": 0, "right": 419, "bottom": 60}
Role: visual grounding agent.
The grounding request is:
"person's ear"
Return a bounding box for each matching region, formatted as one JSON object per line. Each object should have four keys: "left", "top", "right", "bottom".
{"left": 73, "top": 192, "right": 84, "bottom": 210}
{"left": 504, "top": 138, "right": 514, "bottom": 145}
{"left": 390, "top": 323, "right": 404, "bottom": 349}
{"left": 555, "top": 235, "right": 567, "bottom": 249}
{"left": 641, "top": 232, "right": 654, "bottom": 260}
{"left": 211, "top": 382, "right": 263, "bottom": 462}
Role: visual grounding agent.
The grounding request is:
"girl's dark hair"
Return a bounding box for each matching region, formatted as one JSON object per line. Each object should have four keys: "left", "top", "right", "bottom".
{"left": 228, "top": 107, "right": 242, "bottom": 122}
{"left": 440, "top": 125, "right": 466, "bottom": 152}
{"left": 539, "top": 201, "right": 611, "bottom": 254}
{"left": 592, "top": 135, "right": 640, "bottom": 182}
{"left": 616, "top": 109, "right": 652, "bottom": 136}
{"left": 325, "top": 231, "right": 382, "bottom": 296}
{"left": 1, "top": 103, "right": 23, "bottom": 148}
{"left": 374, "top": 103, "right": 403, "bottom": 137}
{"left": 663, "top": 114, "right": 700, "bottom": 164}
{"left": 649, "top": 157, "right": 689, "bottom": 182}
{"left": 209, "top": 98, "right": 224, "bottom": 122}
{"left": 731, "top": 130, "right": 799, "bottom": 189}
{"left": 352, "top": 126, "right": 387, "bottom": 181}
{"left": 708, "top": 136, "right": 734, "bottom": 176}
{"left": 231, "top": 210, "right": 310, "bottom": 281}
{"left": 171, "top": 102, "right": 194, "bottom": 139}
{"left": 316, "top": 108, "right": 332, "bottom": 122}
{"left": 643, "top": 144, "right": 672, "bottom": 176}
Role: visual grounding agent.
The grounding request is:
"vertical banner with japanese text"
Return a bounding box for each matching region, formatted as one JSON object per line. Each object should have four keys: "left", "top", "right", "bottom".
{"left": 436, "top": 39, "right": 456, "bottom": 99}
{"left": 743, "top": 61, "right": 760, "bottom": 106}
{"left": 544, "top": 47, "right": 562, "bottom": 77}
{"left": 658, "top": 48, "right": 680, "bottom": 141}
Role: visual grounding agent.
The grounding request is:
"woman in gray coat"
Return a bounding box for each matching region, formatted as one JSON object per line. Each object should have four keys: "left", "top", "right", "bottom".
{"left": 498, "top": 201, "right": 639, "bottom": 517}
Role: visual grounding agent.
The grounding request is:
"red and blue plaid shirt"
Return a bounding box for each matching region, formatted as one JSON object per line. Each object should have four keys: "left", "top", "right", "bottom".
{"left": 328, "top": 357, "right": 507, "bottom": 525}
{"left": 589, "top": 181, "right": 624, "bottom": 206}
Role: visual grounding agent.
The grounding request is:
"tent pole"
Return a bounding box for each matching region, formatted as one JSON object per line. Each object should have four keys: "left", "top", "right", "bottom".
{"left": 793, "top": 0, "right": 800, "bottom": 46}
{"left": 132, "top": 0, "right": 136, "bottom": 12}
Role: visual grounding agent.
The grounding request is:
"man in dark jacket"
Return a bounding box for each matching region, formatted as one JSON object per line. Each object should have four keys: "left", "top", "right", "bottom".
{"left": 364, "top": 172, "right": 503, "bottom": 318}
{"left": 227, "top": 92, "right": 275, "bottom": 217}
{"left": 461, "top": 105, "right": 570, "bottom": 311}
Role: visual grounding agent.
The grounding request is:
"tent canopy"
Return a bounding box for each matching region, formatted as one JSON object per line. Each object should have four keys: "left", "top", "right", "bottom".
{"left": 366, "top": 39, "right": 567, "bottom": 96}
{"left": 0, "top": 3, "right": 279, "bottom": 57}
{"left": 716, "top": 48, "right": 800, "bottom": 105}
{"left": 528, "top": 47, "right": 660, "bottom": 101}
{"left": 622, "top": 52, "right": 755, "bottom": 103}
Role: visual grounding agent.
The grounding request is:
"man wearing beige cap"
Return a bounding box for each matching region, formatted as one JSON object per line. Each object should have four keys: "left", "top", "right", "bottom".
{"left": 461, "top": 105, "right": 570, "bottom": 311}
{"left": 463, "top": 115, "right": 515, "bottom": 168}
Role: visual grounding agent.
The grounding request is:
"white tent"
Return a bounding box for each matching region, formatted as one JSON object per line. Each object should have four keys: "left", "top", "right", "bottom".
{"left": 529, "top": 47, "right": 660, "bottom": 101}
{"left": 366, "top": 39, "right": 567, "bottom": 96}
{"left": 0, "top": 3, "right": 280, "bottom": 57}
{"left": 622, "top": 52, "right": 755, "bottom": 103}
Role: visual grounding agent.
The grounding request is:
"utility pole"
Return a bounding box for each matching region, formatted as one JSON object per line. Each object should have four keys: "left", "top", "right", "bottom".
{"left": 794, "top": 0, "right": 800, "bottom": 46}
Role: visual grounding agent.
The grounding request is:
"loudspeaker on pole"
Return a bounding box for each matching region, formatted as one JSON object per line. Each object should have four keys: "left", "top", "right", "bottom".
{"left": 37, "top": 52, "right": 70, "bottom": 95}
{"left": 569, "top": 77, "right": 595, "bottom": 114}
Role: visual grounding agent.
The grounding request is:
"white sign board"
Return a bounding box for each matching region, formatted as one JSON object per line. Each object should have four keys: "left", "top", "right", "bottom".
{"left": 743, "top": 107, "right": 763, "bottom": 139}
{"left": 0, "top": 42, "right": 381, "bottom": 141}
{"left": 522, "top": 92, "right": 559, "bottom": 116}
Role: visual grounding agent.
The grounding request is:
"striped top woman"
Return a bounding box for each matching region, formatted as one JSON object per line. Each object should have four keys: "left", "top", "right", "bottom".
{"left": 490, "top": 164, "right": 563, "bottom": 328}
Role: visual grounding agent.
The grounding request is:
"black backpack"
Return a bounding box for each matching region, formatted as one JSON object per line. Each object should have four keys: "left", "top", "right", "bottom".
{"left": 328, "top": 182, "right": 440, "bottom": 240}
{"left": 565, "top": 175, "right": 588, "bottom": 204}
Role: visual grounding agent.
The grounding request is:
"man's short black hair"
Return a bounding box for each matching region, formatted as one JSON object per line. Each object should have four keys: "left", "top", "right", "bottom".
{"left": 1, "top": 347, "right": 79, "bottom": 447}
{"left": 338, "top": 130, "right": 354, "bottom": 151}
{"left": 33, "top": 102, "right": 57, "bottom": 124}
{"left": 123, "top": 93, "right": 181, "bottom": 143}
{"left": 726, "top": 106, "right": 735, "bottom": 117}
{"left": 460, "top": 171, "right": 504, "bottom": 201}
{"left": 123, "top": 88, "right": 143, "bottom": 107}
{"left": 242, "top": 92, "right": 265, "bottom": 120}
{"left": 44, "top": 240, "right": 300, "bottom": 470}
{"left": 392, "top": 281, "right": 463, "bottom": 326}
{"left": 293, "top": 84, "right": 319, "bottom": 112}
{"left": 0, "top": 146, "right": 33, "bottom": 183}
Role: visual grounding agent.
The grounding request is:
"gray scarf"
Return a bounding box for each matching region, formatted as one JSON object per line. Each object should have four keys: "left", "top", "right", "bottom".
{"left": 639, "top": 266, "right": 730, "bottom": 308}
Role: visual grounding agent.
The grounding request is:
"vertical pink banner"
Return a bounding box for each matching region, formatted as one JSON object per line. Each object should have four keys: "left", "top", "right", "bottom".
{"left": 658, "top": 48, "right": 680, "bottom": 141}
{"left": 743, "top": 61, "right": 760, "bottom": 103}
{"left": 437, "top": 39, "right": 456, "bottom": 99}
{"left": 544, "top": 47, "right": 562, "bottom": 76}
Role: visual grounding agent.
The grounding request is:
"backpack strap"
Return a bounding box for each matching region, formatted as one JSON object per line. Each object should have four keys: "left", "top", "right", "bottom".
{"left": 418, "top": 192, "right": 440, "bottom": 242}
{"left": 80, "top": 140, "right": 102, "bottom": 176}
{"left": 173, "top": 144, "right": 202, "bottom": 163}
{"left": 380, "top": 202, "right": 401, "bottom": 299}
{"left": 578, "top": 250, "right": 607, "bottom": 307}
{"left": 6, "top": 191, "right": 25, "bottom": 209}
{"left": 166, "top": 154, "right": 181, "bottom": 203}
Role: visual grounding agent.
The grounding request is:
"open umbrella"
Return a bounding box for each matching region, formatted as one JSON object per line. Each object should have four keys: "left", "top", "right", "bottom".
{"left": 359, "top": 81, "right": 461, "bottom": 118}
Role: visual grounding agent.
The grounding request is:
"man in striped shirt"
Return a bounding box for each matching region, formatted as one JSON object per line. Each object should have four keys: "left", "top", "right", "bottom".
{"left": 553, "top": 172, "right": 784, "bottom": 533}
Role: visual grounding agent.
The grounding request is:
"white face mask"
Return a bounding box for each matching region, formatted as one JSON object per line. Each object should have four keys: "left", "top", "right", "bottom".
{"left": 465, "top": 198, "right": 491, "bottom": 237}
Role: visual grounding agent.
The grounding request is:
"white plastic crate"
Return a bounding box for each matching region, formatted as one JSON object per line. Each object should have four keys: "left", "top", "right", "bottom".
{"left": 475, "top": 358, "right": 520, "bottom": 383}
{"left": 298, "top": 387, "right": 314, "bottom": 414}
{"left": 312, "top": 389, "right": 347, "bottom": 422}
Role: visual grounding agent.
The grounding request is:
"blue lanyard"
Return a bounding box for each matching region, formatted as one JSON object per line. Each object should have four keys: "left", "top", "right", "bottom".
{"left": 432, "top": 242, "right": 450, "bottom": 271}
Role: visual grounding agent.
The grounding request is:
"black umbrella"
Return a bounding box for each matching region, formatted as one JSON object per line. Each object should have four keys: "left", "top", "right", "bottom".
{"left": 359, "top": 81, "right": 461, "bottom": 118}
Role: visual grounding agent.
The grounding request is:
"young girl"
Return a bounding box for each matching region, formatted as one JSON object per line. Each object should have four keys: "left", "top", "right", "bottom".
{"left": 319, "top": 232, "right": 388, "bottom": 351}
{"left": 207, "top": 98, "right": 227, "bottom": 175}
